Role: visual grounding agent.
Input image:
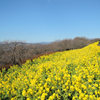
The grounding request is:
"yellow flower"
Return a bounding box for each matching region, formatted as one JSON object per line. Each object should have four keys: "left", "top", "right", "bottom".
{"left": 48, "top": 95, "right": 54, "bottom": 100}
{"left": 51, "top": 86, "right": 55, "bottom": 90}
{"left": 88, "top": 85, "right": 91, "bottom": 88}
{"left": 41, "top": 93, "right": 47, "bottom": 100}
{"left": 81, "top": 84, "right": 87, "bottom": 90}
{"left": 89, "top": 95, "right": 93, "bottom": 99}
{"left": 46, "top": 78, "right": 51, "bottom": 82}
{"left": 46, "top": 87, "right": 49, "bottom": 92}
{"left": 0, "top": 83, "right": 2, "bottom": 88}
{"left": 94, "top": 83, "right": 98, "bottom": 87}
{"left": 83, "top": 75, "right": 86, "bottom": 78}
{"left": 22, "top": 89, "right": 27, "bottom": 97}
{"left": 57, "top": 89, "right": 60, "bottom": 93}
{"left": 27, "top": 88, "right": 33, "bottom": 95}
{"left": 27, "top": 98, "right": 30, "bottom": 100}
{"left": 70, "top": 86, "right": 74, "bottom": 91}
{"left": 68, "top": 93, "right": 71, "bottom": 96}
{"left": 53, "top": 93, "right": 56, "bottom": 98}
{"left": 84, "top": 94, "right": 88, "bottom": 99}
{"left": 95, "top": 90, "right": 98, "bottom": 95}
{"left": 44, "top": 82, "right": 48, "bottom": 88}
{"left": 80, "top": 93, "right": 84, "bottom": 98}
{"left": 11, "top": 98, "right": 15, "bottom": 100}
{"left": 88, "top": 79, "right": 92, "bottom": 83}
{"left": 72, "top": 96, "right": 76, "bottom": 100}
{"left": 97, "top": 97, "right": 100, "bottom": 100}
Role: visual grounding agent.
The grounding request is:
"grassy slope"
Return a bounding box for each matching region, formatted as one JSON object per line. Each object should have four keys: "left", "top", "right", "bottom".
{"left": 0, "top": 41, "right": 100, "bottom": 100}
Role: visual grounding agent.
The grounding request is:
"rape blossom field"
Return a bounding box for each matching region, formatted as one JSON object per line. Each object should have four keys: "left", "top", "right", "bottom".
{"left": 1, "top": 41, "right": 100, "bottom": 100}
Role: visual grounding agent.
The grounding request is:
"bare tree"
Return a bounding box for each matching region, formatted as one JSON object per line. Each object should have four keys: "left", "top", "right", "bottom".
{"left": 0, "top": 37, "right": 100, "bottom": 70}
{"left": 0, "top": 41, "right": 26, "bottom": 66}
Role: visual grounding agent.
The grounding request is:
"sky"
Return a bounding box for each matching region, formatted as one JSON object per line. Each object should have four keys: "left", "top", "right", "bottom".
{"left": 0, "top": 0, "right": 100, "bottom": 43}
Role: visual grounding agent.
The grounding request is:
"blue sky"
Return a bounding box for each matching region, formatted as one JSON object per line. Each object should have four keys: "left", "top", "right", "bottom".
{"left": 0, "top": 0, "right": 100, "bottom": 43}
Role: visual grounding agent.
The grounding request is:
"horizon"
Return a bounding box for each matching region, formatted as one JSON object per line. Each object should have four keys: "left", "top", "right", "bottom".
{"left": 0, "top": 36, "right": 99, "bottom": 44}
{"left": 0, "top": 0, "right": 100, "bottom": 43}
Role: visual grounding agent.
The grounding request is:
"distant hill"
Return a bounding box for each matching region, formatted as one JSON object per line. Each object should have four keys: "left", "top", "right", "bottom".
{"left": 0, "top": 42, "right": 3, "bottom": 44}
{"left": 33, "top": 42, "right": 51, "bottom": 44}
{"left": 0, "top": 41, "right": 51, "bottom": 46}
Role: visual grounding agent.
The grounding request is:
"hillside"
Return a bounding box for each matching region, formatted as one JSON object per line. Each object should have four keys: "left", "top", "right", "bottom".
{"left": 0, "top": 41, "right": 100, "bottom": 100}
{"left": 1, "top": 37, "right": 100, "bottom": 70}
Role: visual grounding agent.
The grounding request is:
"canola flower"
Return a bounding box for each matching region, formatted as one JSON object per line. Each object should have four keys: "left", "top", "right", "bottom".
{"left": 0, "top": 41, "right": 100, "bottom": 100}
